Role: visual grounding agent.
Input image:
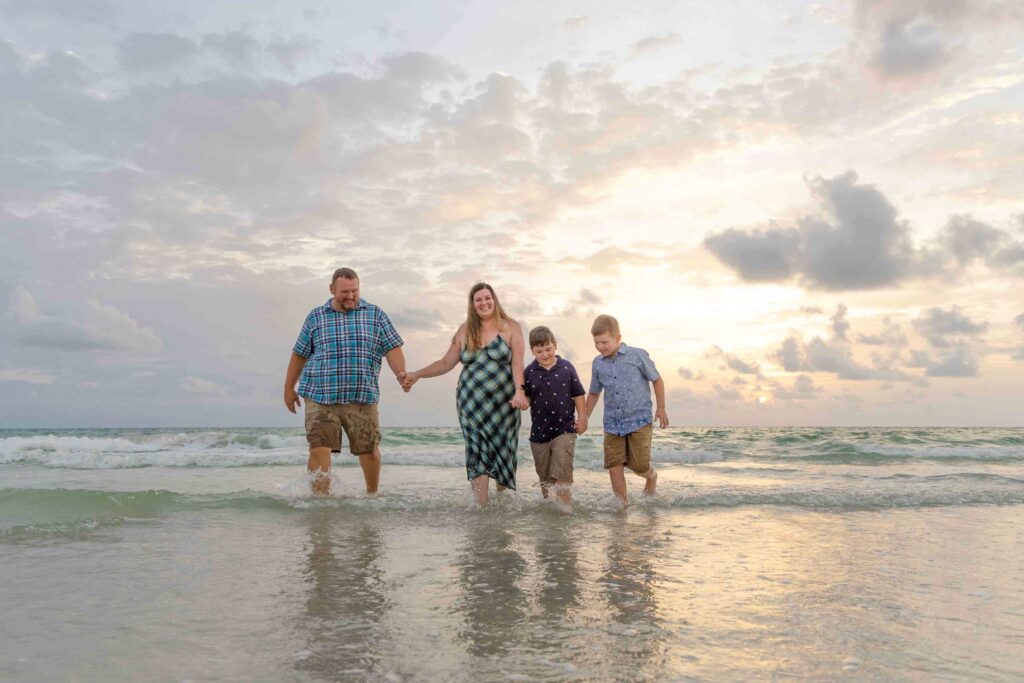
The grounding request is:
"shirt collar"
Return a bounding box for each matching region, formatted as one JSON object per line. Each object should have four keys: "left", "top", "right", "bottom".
{"left": 323, "top": 297, "right": 369, "bottom": 312}
{"left": 602, "top": 343, "right": 630, "bottom": 360}
{"left": 530, "top": 355, "right": 563, "bottom": 372}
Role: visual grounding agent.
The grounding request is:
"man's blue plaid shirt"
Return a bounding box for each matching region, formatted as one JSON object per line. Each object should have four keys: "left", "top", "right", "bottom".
{"left": 293, "top": 298, "right": 403, "bottom": 405}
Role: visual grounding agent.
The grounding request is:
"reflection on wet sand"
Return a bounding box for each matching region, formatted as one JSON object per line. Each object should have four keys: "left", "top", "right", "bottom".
{"left": 454, "top": 522, "right": 528, "bottom": 660}
{"left": 295, "top": 509, "right": 390, "bottom": 681}
{"left": 597, "top": 516, "right": 671, "bottom": 677}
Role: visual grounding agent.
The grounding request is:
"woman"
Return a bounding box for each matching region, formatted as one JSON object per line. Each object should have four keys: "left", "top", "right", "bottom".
{"left": 403, "top": 283, "right": 528, "bottom": 505}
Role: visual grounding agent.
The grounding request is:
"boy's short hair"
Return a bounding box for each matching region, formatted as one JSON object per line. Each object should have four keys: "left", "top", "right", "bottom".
{"left": 529, "top": 326, "right": 557, "bottom": 348}
{"left": 591, "top": 314, "right": 620, "bottom": 337}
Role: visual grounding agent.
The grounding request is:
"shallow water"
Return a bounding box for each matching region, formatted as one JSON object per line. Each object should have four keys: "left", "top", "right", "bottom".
{"left": 2, "top": 428, "right": 1023, "bottom": 681}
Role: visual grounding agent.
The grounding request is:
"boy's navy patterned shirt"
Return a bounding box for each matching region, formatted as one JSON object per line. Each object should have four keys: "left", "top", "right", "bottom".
{"left": 293, "top": 298, "right": 403, "bottom": 405}
{"left": 523, "top": 357, "right": 585, "bottom": 443}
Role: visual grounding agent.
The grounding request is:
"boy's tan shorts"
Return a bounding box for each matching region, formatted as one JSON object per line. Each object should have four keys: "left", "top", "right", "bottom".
{"left": 304, "top": 400, "right": 381, "bottom": 455}
{"left": 530, "top": 433, "right": 576, "bottom": 484}
{"left": 603, "top": 424, "right": 653, "bottom": 474}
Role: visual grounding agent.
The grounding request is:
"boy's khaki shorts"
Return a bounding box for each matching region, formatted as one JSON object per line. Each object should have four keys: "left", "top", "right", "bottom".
{"left": 304, "top": 400, "right": 381, "bottom": 455}
{"left": 603, "top": 424, "right": 653, "bottom": 474}
{"left": 530, "top": 433, "right": 576, "bottom": 484}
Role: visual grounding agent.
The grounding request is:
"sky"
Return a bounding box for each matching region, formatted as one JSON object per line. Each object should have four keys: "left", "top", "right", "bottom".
{"left": 2, "top": 0, "right": 1023, "bottom": 428}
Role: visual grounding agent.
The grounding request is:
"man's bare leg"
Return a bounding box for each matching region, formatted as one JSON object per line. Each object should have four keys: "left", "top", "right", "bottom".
{"left": 640, "top": 465, "right": 658, "bottom": 495}
{"left": 307, "top": 447, "right": 332, "bottom": 496}
{"left": 471, "top": 474, "right": 490, "bottom": 506}
{"left": 356, "top": 447, "right": 382, "bottom": 494}
{"left": 609, "top": 465, "right": 628, "bottom": 507}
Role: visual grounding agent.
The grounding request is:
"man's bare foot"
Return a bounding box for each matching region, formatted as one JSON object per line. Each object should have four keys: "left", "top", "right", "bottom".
{"left": 643, "top": 470, "right": 658, "bottom": 495}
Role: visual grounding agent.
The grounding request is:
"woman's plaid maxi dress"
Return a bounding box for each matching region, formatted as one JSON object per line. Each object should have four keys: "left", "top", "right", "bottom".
{"left": 457, "top": 335, "right": 521, "bottom": 489}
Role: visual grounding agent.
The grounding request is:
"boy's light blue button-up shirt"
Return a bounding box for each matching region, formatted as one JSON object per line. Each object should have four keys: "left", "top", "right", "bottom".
{"left": 589, "top": 343, "right": 661, "bottom": 436}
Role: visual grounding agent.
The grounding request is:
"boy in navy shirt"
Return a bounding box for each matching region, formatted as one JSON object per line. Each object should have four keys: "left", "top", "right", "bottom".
{"left": 523, "top": 326, "right": 587, "bottom": 507}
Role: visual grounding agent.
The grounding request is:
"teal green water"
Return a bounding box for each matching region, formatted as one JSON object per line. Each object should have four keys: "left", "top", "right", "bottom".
{"left": 2, "top": 428, "right": 1022, "bottom": 681}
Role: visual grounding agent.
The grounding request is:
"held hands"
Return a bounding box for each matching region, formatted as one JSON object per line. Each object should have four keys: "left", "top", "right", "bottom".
{"left": 575, "top": 416, "right": 588, "bottom": 434}
{"left": 284, "top": 388, "right": 301, "bottom": 413}
{"left": 509, "top": 389, "right": 529, "bottom": 410}
{"left": 398, "top": 371, "right": 418, "bottom": 392}
{"left": 655, "top": 408, "right": 669, "bottom": 429}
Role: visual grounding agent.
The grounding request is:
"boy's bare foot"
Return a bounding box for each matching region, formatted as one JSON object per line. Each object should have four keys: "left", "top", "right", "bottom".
{"left": 643, "top": 470, "right": 658, "bottom": 495}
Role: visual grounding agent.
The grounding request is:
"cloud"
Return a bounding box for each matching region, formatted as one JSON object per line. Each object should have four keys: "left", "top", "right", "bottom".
{"left": 867, "top": 16, "right": 950, "bottom": 77}
{"left": 912, "top": 306, "right": 987, "bottom": 348}
{"left": 1015, "top": 312, "right": 1024, "bottom": 327}
{"left": 853, "top": 0, "right": 1024, "bottom": 81}
{"left": 768, "top": 374, "right": 821, "bottom": 401}
{"left": 706, "top": 345, "right": 760, "bottom": 375}
{"left": 120, "top": 33, "right": 199, "bottom": 70}
{"left": 769, "top": 305, "right": 910, "bottom": 381}
{"left": 677, "top": 367, "right": 704, "bottom": 380}
{"left": 705, "top": 175, "right": 1024, "bottom": 292}
{"left": 5, "top": 286, "right": 162, "bottom": 353}
{"left": 630, "top": 33, "right": 683, "bottom": 56}
{"left": 925, "top": 347, "right": 979, "bottom": 377}
{"left": 856, "top": 317, "right": 908, "bottom": 347}
{"left": 712, "top": 383, "right": 742, "bottom": 401}
{"left": 705, "top": 172, "right": 915, "bottom": 290}
{"left": 0, "top": 368, "right": 56, "bottom": 384}
{"left": 181, "top": 376, "right": 228, "bottom": 396}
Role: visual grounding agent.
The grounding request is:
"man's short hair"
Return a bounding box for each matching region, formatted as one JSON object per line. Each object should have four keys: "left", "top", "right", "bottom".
{"left": 591, "top": 314, "right": 620, "bottom": 337}
{"left": 332, "top": 267, "right": 359, "bottom": 283}
{"left": 529, "top": 326, "right": 557, "bottom": 348}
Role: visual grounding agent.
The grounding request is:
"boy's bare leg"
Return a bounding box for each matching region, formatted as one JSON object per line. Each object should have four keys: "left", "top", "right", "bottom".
{"left": 608, "top": 465, "right": 628, "bottom": 507}
{"left": 471, "top": 474, "right": 490, "bottom": 506}
{"left": 307, "top": 447, "right": 332, "bottom": 495}
{"left": 356, "top": 446, "right": 382, "bottom": 494}
{"left": 553, "top": 480, "right": 572, "bottom": 506}
{"left": 640, "top": 465, "right": 658, "bottom": 495}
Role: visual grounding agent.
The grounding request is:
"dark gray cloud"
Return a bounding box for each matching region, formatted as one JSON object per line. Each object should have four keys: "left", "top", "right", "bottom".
{"left": 705, "top": 172, "right": 915, "bottom": 291}
{"left": 706, "top": 175, "right": 1024, "bottom": 291}
{"left": 703, "top": 225, "right": 799, "bottom": 282}
{"left": 925, "top": 347, "right": 979, "bottom": 377}
{"left": 770, "top": 305, "right": 911, "bottom": 381}
{"left": 677, "top": 367, "right": 704, "bottom": 380}
{"left": 912, "top": 306, "right": 987, "bottom": 348}
{"left": 854, "top": 0, "right": 1024, "bottom": 80}
{"left": 939, "top": 215, "right": 1006, "bottom": 265}
{"left": 868, "top": 17, "right": 950, "bottom": 76}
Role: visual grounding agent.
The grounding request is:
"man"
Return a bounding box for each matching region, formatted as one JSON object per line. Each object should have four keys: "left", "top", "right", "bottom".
{"left": 284, "top": 268, "right": 406, "bottom": 495}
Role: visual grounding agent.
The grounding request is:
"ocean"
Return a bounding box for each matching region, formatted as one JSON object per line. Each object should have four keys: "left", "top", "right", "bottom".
{"left": 2, "top": 427, "right": 1022, "bottom": 681}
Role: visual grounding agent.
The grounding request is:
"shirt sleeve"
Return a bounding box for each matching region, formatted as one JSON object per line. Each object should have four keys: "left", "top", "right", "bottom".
{"left": 567, "top": 362, "right": 586, "bottom": 398}
{"left": 292, "top": 311, "right": 315, "bottom": 358}
{"left": 638, "top": 349, "right": 661, "bottom": 382}
{"left": 588, "top": 358, "right": 603, "bottom": 394}
{"left": 522, "top": 369, "right": 534, "bottom": 398}
{"left": 377, "top": 310, "right": 404, "bottom": 354}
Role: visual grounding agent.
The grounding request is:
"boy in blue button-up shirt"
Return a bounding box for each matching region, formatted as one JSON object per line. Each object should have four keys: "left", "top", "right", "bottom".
{"left": 585, "top": 314, "right": 669, "bottom": 506}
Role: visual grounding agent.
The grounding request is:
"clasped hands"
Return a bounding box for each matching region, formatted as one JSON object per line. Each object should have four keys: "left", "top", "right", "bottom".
{"left": 396, "top": 371, "right": 529, "bottom": 410}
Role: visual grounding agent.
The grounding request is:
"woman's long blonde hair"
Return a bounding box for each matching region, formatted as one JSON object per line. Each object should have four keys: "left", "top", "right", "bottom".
{"left": 464, "top": 282, "right": 511, "bottom": 350}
